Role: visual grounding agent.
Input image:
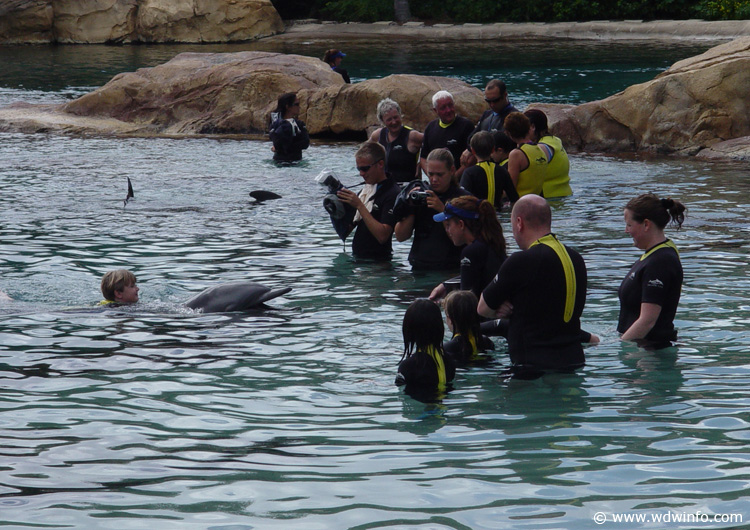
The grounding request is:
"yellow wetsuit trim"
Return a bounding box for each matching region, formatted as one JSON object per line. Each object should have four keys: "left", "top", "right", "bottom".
{"left": 425, "top": 345, "right": 447, "bottom": 390}
{"left": 539, "top": 135, "right": 572, "bottom": 198}
{"left": 454, "top": 332, "right": 480, "bottom": 359}
{"left": 439, "top": 119, "right": 454, "bottom": 129}
{"left": 640, "top": 239, "right": 679, "bottom": 261}
{"left": 98, "top": 299, "right": 117, "bottom": 306}
{"left": 477, "top": 160, "right": 496, "bottom": 205}
{"left": 530, "top": 234, "right": 576, "bottom": 323}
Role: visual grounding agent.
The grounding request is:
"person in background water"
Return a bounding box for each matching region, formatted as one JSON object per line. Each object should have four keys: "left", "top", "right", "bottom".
{"left": 443, "top": 290, "right": 495, "bottom": 366}
{"left": 503, "top": 112, "right": 548, "bottom": 197}
{"left": 323, "top": 49, "right": 350, "bottom": 83}
{"left": 459, "top": 131, "right": 518, "bottom": 208}
{"left": 394, "top": 148, "right": 473, "bottom": 271}
{"left": 269, "top": 92, "right": 310, "bottom": 163}
{"left": 619, "top": 193, "right": 687, "bottom": 347}
{"left": 429, "top": 195, "right": 507, "bottom": 302}
{"left": 524, "top": 108, "right": 572, "bottom": 198}
{"left": 369, "top": 98, "right": 423, "bottom": 183}
{"left": 100, "top": 269, "right": 139, "bottom": 306}
{"left": 420, "top": 90, "right": 474, "bottom": 179}
{"left": 335, "top": 142, "right": 400, "bottom": 261}
{"left": 396, "top": 298, "right": 456, "bottom": 398}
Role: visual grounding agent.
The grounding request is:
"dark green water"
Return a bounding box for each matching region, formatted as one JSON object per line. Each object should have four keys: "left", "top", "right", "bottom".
{"left": 0, "top": 39, "right": 748, "bottom": 529}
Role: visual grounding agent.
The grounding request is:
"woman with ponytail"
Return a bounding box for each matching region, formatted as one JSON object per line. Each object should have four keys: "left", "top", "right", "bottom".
{"left": 396, "top": 299, "right": 456, "bottom": 398}
{"left": 429, "top": 196, "right": 507, "bottom": 301}
{"left": 443, "top": 290, "right": 495, "bottom": 365}
{"left": 619, "top": 193, "right": 687, "bottom": 346}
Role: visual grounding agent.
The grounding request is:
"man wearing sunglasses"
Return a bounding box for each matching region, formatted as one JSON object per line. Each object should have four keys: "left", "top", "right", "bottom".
{"left": 336, "top": 142, "right": 400, "bottom": 260}
{"left": 461, "top": 80, "right": 518, "bottom": 168}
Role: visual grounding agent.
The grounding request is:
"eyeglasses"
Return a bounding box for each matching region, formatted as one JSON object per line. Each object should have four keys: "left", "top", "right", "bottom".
{"left": 357, "top": 160, "right": 382, "bottom": 173}
{"left": 484, "top": 96, "right": 502, "bottom": 103}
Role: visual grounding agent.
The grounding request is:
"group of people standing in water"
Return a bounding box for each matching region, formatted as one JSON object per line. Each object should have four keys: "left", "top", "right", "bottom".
{"left": 267, "top": 76, "right": 688, "bottom": 398}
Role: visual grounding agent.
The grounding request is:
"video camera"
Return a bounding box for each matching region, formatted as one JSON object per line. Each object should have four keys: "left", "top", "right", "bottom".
{"left": 315, "top": 169, "right": 348, "bottom": 220}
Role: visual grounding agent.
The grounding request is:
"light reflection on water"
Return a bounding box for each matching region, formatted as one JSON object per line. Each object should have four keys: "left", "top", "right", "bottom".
{"left": 0, "top": 131, "right": 748, "bottom": 528}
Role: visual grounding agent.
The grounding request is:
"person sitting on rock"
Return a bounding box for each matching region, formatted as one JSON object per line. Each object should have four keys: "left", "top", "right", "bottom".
{"left": 269, "top": 92, "right": 310, "bottom": 163}
{"left": 323, "top": 49, "right": 350, "bottom": 83}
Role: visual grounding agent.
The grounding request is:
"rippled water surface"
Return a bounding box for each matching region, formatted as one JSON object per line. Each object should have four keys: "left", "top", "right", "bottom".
{"left": 1, "top": 40, "right": 749, "bottom": 529}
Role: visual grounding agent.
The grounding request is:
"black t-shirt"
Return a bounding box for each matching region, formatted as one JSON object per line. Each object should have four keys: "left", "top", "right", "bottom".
{"left": 269, "top": 118, "right": 310, "bottom": 162}
{"left": 420, "top": 116, "right": 474, "bottom": 168}
{"left": 460, "top": 238, "right": 505, "bottom": 299}
{"left": 459, "top": 161, "right": 519, "bottom": 207}
{"left": 617, "top": 241, "right": 683, "bottom": 343}
{"left": 409, "top": 184, "right": 473, "bottom": 270}
{"left": 482, "top": 236, "right": 587, "bottom": 370}
{"left": 352, "top": 178, "right": 400, "bottom": 260}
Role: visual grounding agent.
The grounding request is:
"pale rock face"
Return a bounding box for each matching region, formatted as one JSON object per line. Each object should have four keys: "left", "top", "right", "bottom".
{"left": 531, "top": 36, "right": 750, "bottom": 158}
{"left": 0, "top": 0, "right": 283, "bottom": 43}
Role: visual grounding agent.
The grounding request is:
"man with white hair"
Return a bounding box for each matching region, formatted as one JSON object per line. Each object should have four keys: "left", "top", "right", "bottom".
{"left": 419, "top": 90, "right": 474, "bottom": 177}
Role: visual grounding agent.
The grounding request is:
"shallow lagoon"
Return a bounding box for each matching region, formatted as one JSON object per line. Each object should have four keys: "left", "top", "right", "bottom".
{"left": 0, "top": 39, "right": 749, "bottom": 529}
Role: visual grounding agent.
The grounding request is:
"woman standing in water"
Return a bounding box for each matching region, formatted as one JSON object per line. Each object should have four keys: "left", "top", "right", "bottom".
{"left": 269, "top": 92, "right": 310, "bottom": 163}
{"left": 619, "top": 193, "right": 687, "bottom": 346}
{"left": 369, "top": 98, "right": 423, "bottom": 183}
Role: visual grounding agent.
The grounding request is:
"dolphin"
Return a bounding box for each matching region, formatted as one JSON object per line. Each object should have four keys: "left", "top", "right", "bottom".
{"left": 184, "top": 281, "right": 291, "bottom": 313}
{"left": 249, "top": 190, "right": 282, "bottom": 202}
{"left": 124, "top": 177, "right": 134, "bottom": 207}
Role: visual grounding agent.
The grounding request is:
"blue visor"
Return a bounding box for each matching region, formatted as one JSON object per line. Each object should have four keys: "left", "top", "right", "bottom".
{"left": 433, "top": 203, "right": 481, "bottom": 222}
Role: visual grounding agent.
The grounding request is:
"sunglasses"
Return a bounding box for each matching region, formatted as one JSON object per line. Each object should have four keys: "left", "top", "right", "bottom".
{"left": 484, "top": 96, "right": 502, "bottom": 103}
{"left": 357, "top": 160, "right": 382, "bottom": 173}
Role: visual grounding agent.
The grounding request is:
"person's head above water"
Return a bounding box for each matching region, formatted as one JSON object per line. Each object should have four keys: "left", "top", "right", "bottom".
{"left": 100, "top": 269, "right": 139, "bottom": 304}
{"left": 510, "top": 194, "right": 552, "bottom": 250}
{"left": 274, "top": 92, "right": 300, "bottom": 120}
{"left": 323, "top": 49, "right": 346, "bottom": 66}
{"left": 402, "top": 299, "right": 444, "bottom": 356}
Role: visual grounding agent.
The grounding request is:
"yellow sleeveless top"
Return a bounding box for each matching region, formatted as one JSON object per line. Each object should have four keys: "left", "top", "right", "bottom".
{"left": 539, "top": 135, "right": 572, "bottom": 198}
{"left": 517, "top": 143, "right": 546, "bottom": 197}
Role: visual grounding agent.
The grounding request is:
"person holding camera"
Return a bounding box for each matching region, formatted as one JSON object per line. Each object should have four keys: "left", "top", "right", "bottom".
{"left": 335, "top": 142, "right": 400, "bottom": 261}
{"left": 269, "top": 92, "right": 310, "bottom": 163}
{"left": 394, "top": 148, "right": 473, "bottom": 270}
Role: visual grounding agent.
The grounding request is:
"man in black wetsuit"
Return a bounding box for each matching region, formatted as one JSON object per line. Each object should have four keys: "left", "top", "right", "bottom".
{"left": 395, "top": 148, "right": 473, "bottom": 270}
{"left": 478, "top": 194, "right": 595, "bottom": 372}
{"left": 461, "top": 80, "right": 519, "bottom": 168}
{"left": 420, "top": 91, "right": 474, "bottom": 179}
{"left": 336, "top": 142, "right": 399, "bottom": 260}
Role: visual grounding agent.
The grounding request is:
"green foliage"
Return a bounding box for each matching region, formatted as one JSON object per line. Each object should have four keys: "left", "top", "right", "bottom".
{"left": 302, "top": 0, "right": 748, "bottom": 22}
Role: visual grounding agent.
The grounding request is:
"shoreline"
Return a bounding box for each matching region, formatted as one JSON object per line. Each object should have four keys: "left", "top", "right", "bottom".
{"left": 272, "top": 19, "right": 750, "bottom": 43}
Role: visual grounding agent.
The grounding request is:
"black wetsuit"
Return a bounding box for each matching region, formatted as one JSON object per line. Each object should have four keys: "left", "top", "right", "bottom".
{"left": 396, "top": 349, "right": 456, "bottom": 389}
{"left": 379, "top": 127, "right": 419, "bottom": 183}
{"left": 420, "top": 116, "right": 474, "bottom": 169}
{"left": 443, "top": 333, "right": 495, "bottom": 366}
{"left": 468, "top": 103, "right": 519, "bottom": 142}
{"left": 459, "top": 238, "right": 505, "bottom": 300}
{"left": 333, "top": 66, "right": 350, "bottom": 83}
{"left": 482, "top": 234, "right": 587, "bottom": 371}
{"left": 617, "top": 240, "right": 682, "bottom": 345}
{"left": 351, "top": 178, "right": 400, "bottom": 260}
{"left": 269, "top": 118, "right": 310, "bottom": 162}
{"left": 408, "top": 184, "right": 473, "bottom": 270}
{"left": 459, "top": 160, "right": 519, "bottom": 208}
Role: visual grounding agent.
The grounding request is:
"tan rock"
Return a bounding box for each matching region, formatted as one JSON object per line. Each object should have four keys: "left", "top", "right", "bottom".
{"left": 136, "top": 0, "right": 283, "bottom": 43}
{"left": 0, "top": 0, "right": 283, "bottom": 43}
{"left": 58, "top": 52, "right": 485, "bottom": 136}
{"left": 0, "top": 0, "right": 54, "bottom": 43}
{"left": 532, "top": 37, "right": 750, "bottom": 156}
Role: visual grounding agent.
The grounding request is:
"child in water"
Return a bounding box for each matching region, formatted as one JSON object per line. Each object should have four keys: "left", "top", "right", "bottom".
{"left": 396, "top": 299, "right": 455, "bottom": 393}
{"left": 443, "top": 290, "right": 495, "bottom": 365}
{"left": 100, "top": 269, "right": 139, "bottom": 306}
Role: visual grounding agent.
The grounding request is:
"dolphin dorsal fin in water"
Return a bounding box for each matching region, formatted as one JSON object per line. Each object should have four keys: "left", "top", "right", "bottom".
{"left": 249, "top": 190, "right": 282, "bottom": 202}
{"left": 124, "top": 177, "right": 134, "bottom": 207}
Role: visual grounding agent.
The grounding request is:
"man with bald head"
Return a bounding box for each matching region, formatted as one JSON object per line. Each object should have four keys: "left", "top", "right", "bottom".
{"left": 478, "top": 194, "right": 593, "bottom": 373}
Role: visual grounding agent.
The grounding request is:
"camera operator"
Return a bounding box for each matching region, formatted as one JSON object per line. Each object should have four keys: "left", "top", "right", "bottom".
{"left": 335, "top": 142, "right": 400, "bottom": 261}
{"left": 394, "top": 148, "right": 473, "bottom": 270}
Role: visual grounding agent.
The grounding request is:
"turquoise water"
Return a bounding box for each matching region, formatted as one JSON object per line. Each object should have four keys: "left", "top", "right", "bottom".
{"left": 1, "top": 40, "right": 749, "bottom": 529}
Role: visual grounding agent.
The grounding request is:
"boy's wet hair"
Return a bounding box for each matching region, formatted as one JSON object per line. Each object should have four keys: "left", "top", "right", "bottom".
{"left": 101, "top": 269, "right": 136, "bottom": 301}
